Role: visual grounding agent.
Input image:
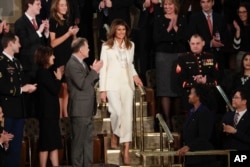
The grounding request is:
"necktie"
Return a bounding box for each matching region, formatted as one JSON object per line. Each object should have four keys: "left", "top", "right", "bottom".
{"left": 207, "top": 15, "right": 213, "bottom": 36}
{"left": 233, "top": 112, "right": 239, "bottom": 127}
{"left": 103, "top": 8, "right": 109, "bottom": 17}
{"left": 31, "top": 18, "right": 38, "bottom": 30}
{"left": 149, "top": 3, "right": 154, "bottom": 13}
{"left": 13, "top": 58, "right": 19, "bottom": 69}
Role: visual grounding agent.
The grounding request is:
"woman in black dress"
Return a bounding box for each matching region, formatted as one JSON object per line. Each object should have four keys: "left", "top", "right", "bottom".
{"left": 153, "top": 0, "right": 187, "bottom": 127}
{"left": 232, "top": 52, "right": 250, "bottom": 91}
{"left": 35, "top": 46, "right": 63, "bottom": 167}
{"left": 49, "top": 0, "right": 79, "bottom": 117}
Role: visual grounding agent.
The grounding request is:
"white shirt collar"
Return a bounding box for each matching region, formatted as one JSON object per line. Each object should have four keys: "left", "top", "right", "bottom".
{"left": 25, "top": 12, "right": 35, "bottom": 22}
{"left": 202, "top": 10, "right": 213, "bottom": 18}
{"left": 235, "top": 109, "right": 247, "bottom": 123}
{"left": 2, "top": 51, "right": 14, "bottom": 61}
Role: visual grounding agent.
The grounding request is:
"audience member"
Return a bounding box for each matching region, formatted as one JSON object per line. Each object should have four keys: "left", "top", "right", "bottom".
{"left": 222, "top": 88, "right": 250, "bottom": 150}
{"left": 153, "top": 0, "right": 188, "bottom": 126}
{"left": 0, "top": 20, "right": 10, "bottom": 53}
{"left": 49, "top": 0, "right": 79, "bottom": 118}
{"left": 189, "top": 0, "right": 226, "bottom": 69}
{"left": 180, "top": 0, "right": 201, "bottom": 21}
{"left": 177, "top": 84, "right": 216, "bottom": 167}
{"left": 133, "top": 0, "right": 156, "bottom": 83}
{"left": 0, "top": 32, "right": 37, "bottom": 167}
{"left": 0, "top": 106, "right": 14, "bottom": 167}
{"left": 233, "top": 3, "right": 250, "bottom": 71}
{"left": 99, "top": 19, "right": 143, "bottom": 164}
{"left": 65, "top": 38, "right": 103, "bottom": 167}
{"left": 93, "top": 0, "right": 133, "bottom": 45}
{"left": 15, "top": 0, "right": 50, "bottom": 82}
{"left": 176, "top": 34, "right": 219, "bottom": 111}
{"left": 232, "top": 52, "right": 250, "bottom": 91}
{"left": 35, "top": 46, "right": 63, "bottom": 167}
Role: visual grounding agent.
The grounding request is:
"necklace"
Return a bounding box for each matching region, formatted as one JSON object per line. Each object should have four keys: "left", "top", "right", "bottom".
{"left": 241, "top": 76, "right": 250, "bottom": 85}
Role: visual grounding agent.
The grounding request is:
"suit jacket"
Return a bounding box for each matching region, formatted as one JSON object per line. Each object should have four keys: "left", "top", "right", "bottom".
{"left": 65, "top": 56, "right": 99, "bottom": 117}
{"left": 180, "top": 0, "right": 201, "bottom": 15}
{"left": 183, "top": 105, "right": 215, "bottom": 164}
{"left": 36, "top": 67, "right": 61, "bottom": 119}
{"left": 0, "top": 53, "right": 26, "bottom": 118}
{"left": 99, "top": 42, "right": 137, "bottom": 92}
{"left": 188, "top": 11, "right": 226, "bottom": 51}
{"left": 14, "top": 14, "right": 49, "bottom": 80}
{"left": 222, "top": 111, "right": 250, "bottom": 151}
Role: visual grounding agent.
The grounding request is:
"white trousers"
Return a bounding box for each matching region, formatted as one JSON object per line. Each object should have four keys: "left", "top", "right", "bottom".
{"left": 107, "top": 70, "right": 134, "bottom": 143}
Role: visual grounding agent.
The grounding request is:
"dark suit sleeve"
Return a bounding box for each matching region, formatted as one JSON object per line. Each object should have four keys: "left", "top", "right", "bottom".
{"left": 37, "top": 69, "right": 61, "bottom": 96}
{"left": 186, "top": 110, "right": 214, "bottom": 150}
{"left": 66, "top": 65, "right": 98, "bottom": 90}
{"left": 234, "top": 128, "right": 250, "bottom": 144}
{"left": 14, "top": 18, "right": 43, "bottom": 49}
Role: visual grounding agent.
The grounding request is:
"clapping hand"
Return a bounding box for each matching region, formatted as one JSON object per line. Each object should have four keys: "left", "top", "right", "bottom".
{"left": 90, "top": 59, "right": 103, "bottom": 73}
{"left": 22, "top": 84, "right": 37, "bottom": 93}
{"left": 54, "top": 66, "right": 64, "bottom": 80}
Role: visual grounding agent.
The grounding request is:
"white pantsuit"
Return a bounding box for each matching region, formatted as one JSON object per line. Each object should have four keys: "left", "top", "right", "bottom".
{"left": 99, "top": 40, "right": 137, "bottom": 143}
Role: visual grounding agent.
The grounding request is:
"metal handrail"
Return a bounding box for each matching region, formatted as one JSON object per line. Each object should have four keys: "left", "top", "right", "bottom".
{"left": 156, "top": 113, "right": 174, "bottom": 143}
{"left": 141, "top": 150, "right": 232, "bottom": 167}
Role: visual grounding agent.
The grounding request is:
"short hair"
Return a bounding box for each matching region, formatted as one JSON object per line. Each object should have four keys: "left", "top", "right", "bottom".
{"left": 24, "top": 0, "right": 39, "bottom": 11}
{"left": 233, "top": 88, "right": 249, "bottom": 101}
{"left": 71, "top": 37, "right": 88, "bottom": 53}
{"left": 190, "top": 34, "right": 204, "bottom": 41}
{"left": 34, "top": 46, "right": 53, "bottom": 68}
{"left": 1, "top": 32, "right": 16, "bottom": 49}
{"left": 192, "top": 84, "right": 210, "bottom": 105}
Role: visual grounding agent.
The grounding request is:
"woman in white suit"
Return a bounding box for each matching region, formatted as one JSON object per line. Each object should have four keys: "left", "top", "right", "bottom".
{"left": 99, "top": 19, "right": 143, "bottom": 164}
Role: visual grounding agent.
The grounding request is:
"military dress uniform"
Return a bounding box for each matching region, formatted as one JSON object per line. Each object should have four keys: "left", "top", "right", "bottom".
{"left": 0, "top": 53, "right": 26, "bottom": 166}
{"left": 176, "top": 52, "right": 219, "bottom": 111}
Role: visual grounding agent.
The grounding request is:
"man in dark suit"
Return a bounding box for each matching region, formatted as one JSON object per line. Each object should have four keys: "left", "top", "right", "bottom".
{"left": 65, "top": 38, "right": 103, "bottom": 167}
{"left": 15, "top": 0, "right": 49, "bottom": 117}
{"left": 188, "top": 0, "right": 227, "bottom": 68}
{"left": 177, "top": 84, "right": 216, "bottom": 167}
{"left": 0, "top": 33, "right": 37, "bottom": 166}
{"left": 222, "top": 88, "right": 250, "bottom": 151}
{"left": 15, "top": 0, "right": 49, "bottom": 82}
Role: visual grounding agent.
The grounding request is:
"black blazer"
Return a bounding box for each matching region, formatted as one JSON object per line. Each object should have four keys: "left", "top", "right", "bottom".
{"left": 153, "top": 5, "right": 188, "bottom": 53}
{"left": 14, "top": 14, "right": 49, "bottom": 79}
{"left": 222, "top": 111, "right": 250, "bottom": 151}
{"left": 0, "top": 53, "right": 26, "bottom": 118}
{"left": 183, "top": 105, "right": 215, "bottom": 164}
{"left": 36, "top": 68, "right": 61, "bottom": 119}
{"left": 188, "top": 11, "right": 226, "bottom": 51}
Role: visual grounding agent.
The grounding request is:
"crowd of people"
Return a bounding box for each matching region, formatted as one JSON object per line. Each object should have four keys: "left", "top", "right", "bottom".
{"left": 0, "top": 0, "right": 250, "bottom": 166}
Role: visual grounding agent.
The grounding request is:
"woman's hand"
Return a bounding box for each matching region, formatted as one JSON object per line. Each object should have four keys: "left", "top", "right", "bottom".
{"left": 133, "top": 75, "right": 143, "bottom": 86}
{"left": 100, "top": 91, "right": 107, "bottom": 103}
{"left": 54, "top": 66, "right": 64, "bottom": 80}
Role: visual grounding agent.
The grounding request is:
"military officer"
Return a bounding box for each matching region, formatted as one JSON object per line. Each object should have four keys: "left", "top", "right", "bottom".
{"left": 0, "top": 32, "right": 37, "bottom": 166}
{"left": 176, "top": 34, "right": 219, "bottom": 111}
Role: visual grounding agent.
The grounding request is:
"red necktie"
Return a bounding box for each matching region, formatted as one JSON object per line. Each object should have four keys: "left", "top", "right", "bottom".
{"left": 32, "top": 18, "right": 38, "bottom": 30}
{"left": 149, "top": 3, "right": 154, "bottom": 13}
{"left": 207, "top": 15, "right": 213, "bottom": 36}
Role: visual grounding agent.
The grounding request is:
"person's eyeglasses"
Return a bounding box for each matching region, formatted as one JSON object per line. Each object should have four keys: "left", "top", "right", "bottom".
{"left": 232, "top": 96, "right": 242, "bottom": 99}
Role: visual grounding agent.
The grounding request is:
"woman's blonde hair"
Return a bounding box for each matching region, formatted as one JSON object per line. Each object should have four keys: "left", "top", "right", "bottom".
{"left": 163, "top": 0, "right": 180, "bottom": 14}
{"left": 105, "top": 19, "right": 132, "bottom": 49}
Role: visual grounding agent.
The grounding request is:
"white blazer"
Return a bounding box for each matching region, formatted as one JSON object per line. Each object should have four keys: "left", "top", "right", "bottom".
{"left": 99, "top": 41, "right": 138, "bottom": 91}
